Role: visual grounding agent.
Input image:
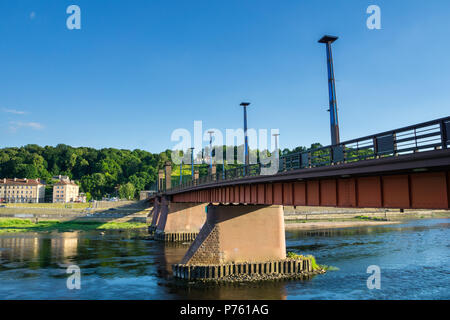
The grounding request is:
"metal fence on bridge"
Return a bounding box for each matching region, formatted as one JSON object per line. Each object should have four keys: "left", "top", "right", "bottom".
{"left": 280, "top": 116, "right": 450, "bottom": 171}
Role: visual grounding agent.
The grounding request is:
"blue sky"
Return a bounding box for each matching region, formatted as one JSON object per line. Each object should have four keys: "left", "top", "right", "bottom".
{"left": 0, "top": 0, "right": 449, "bottom": 153}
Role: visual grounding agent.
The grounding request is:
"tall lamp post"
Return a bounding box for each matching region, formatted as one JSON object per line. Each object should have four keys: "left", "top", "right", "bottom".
{"left": 207, "top": 130, "right": 214, "bottom": 169}
{"left": 318, "top": 35, "right": 340, "bottom": 146}
{"left": 240, "top": 102, "right": 251, "bottom": 175}
{"left": 273, "top": 133, "right": 280, "bottom": 172}
{"left": 273, "top": 133, "right": 280, "bottom": 158}
{"left": 189, "top": 147, "right": 195, "bottom": 180}
{"left": 222, "top": 158, "right": 226, "bottom": 180}
{"left": 179, "top": 160, "right": 183, "bottom": 185}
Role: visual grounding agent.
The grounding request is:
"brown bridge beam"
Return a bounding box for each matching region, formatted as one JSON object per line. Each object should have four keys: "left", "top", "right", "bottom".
{"left": 170, "top": 171, "right": 450, "bottom": 210}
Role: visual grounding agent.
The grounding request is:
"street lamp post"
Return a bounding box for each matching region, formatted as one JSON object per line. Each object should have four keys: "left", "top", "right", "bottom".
{"left": 273, "top": 133, "right": 280, "bottom": 158}
{"left": 207, "top": 130, "right": 214, "bottom": 169}
{"left": 273, "top": 133, "right": 280, "bottom": 172}
{"left": 179, "top": 160, "right": 183, "bottom": 185}
{"left": 222, "top": 158, "right": 226, "bottom": 180}
{"left": 318, "top": 35, "right": 340, "bottom": 146}
{"left": 189, "top": 147, "right": 195, "bottom": 180}
{"left": 240, "top": 102, "right": 251, "bottom": 175}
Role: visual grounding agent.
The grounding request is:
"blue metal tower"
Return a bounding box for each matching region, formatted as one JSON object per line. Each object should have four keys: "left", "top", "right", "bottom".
{"left": 319, "top": 35, "right": 340, "bottom": 146}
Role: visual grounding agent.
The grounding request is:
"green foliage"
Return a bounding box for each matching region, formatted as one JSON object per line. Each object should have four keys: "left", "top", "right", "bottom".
{"left": 354, "top": 215, "right": 387, "bottom": 221}
{"left": 286, "top": 252, "right": 320, "bottom": 269}
{"left": 0, "top": 218, "right": 147, "bottom": 233}
{"left": 0, "top": 144, "right": 164, "bottom": 200}
{"left": 286, "top": 252, "right": 338, "bottom": 271}
{"left": 118, "top": 182, "right": 136, "bottom": 200}
{"left": 322, "top": 265, "right": 340, "bottom": 271}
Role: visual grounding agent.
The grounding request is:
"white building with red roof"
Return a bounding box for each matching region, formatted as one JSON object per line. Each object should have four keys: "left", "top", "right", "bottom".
{"left": 0, "top": 178, "right": 46, "bottom": 203}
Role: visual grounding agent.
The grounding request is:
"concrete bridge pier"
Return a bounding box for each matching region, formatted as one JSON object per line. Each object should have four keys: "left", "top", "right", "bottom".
{"left": 173, "top": 204, "right": 317, "bottom": 281}
{"left": 153, "top": 197, "right": 207, "bottom": 242}
{"left": 148, "top": 197, "right": 161, "bottom": 234}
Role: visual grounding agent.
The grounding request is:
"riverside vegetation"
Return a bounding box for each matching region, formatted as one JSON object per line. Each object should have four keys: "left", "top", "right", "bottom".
{"left": 0, "top": 218, "right": 147, "bottom": 234}
{"left": 287, "top": 252, "right": 339, "bottom": 271}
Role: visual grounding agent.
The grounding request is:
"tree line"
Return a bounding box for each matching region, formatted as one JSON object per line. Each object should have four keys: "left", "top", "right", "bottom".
{"left": 0, "top": 144, "right": 172, "bottom": 201}
{"left": 0, "top": 143, "right": 328, "bottom": 201}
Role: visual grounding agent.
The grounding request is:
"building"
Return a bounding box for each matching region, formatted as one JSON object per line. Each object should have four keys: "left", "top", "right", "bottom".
{"left": 0, "top": 178, "right": 46, "bottom": 203}
{"left": 140, "top": 190, "right": 156, "bottom": 200}
{"left": 52, "top": 175, "right": 70, "bottom": 182}
{"left": 75, "top": 193, "right": 87, "bottom": 203}
{"left": 53, "top": 179, "right": 79, "bottom": 203}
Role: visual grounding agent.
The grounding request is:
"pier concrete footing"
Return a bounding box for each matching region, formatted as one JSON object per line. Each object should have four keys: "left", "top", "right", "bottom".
{"left": 173, "top": 258, "right": 317, "bottom": 281}
{"left": 154, "top": 231, "right": 199, "bottom": 242}
{"left": 150, "top": 199, "right": 207, "bottom": 242}
{"left": 180, "top": 204, "right": 286, "bottom": 265}
{"left": 171, "top": 204, "right": 320, "bottom": 281}
{"left": 148, "top": 197, "right": 161, "bottom": 234}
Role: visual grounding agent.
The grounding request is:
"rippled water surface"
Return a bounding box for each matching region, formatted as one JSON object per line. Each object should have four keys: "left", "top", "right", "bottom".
{"left": 0, "top": 218, "right": 449, "bottom": 299}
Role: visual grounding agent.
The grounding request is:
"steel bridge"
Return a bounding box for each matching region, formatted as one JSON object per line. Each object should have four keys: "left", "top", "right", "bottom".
{"left": 156, "top": 116, "right": 450, "bottom": 210}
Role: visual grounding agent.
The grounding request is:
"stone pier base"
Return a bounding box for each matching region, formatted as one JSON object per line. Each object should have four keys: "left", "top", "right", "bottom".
{"left": 148, "top": 198, "right": 161, "bottom": 234}
{"left": 151, "top": 200, "right": 207, "bottom": 242}
{"left": 173, "top": 257, "right": 317, "bottom": 281}
{"left": 154, "top": 231, "right": 199, "bottom": 242}
{"left": 148, "top": 225, "right": 158, "bottom": 234}
{"left": 171, "top": 204, "right": 324, "bottom": 281}
{"left": 180, "top": 204, "right": 286, "bottom": 265}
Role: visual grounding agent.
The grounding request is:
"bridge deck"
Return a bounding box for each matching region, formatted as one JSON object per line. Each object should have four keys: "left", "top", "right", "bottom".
{"left": 166, "top": 149, "right": 450, "bottom": 194}
{"left": 160, "top": 149, "right": 450, "bottom": 210}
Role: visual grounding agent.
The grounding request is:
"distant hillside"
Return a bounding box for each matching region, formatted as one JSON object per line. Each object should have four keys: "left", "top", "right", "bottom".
{"left": 0, "top": 144, "right": 171, "bottom": 200}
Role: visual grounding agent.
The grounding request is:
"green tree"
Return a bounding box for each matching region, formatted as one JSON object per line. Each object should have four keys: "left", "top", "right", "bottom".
{"left": 119, "top": 182, "right": 136, "bottom": 200}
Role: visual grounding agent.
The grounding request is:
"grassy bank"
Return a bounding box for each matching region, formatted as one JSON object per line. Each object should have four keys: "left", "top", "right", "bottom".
{"left": 3, "top": 203, "right": 91, "bottom": 209}
{"left": 354, "top": 215, "right": 387, "bottom": 221}
{"left": 0, "top": 218, "right": 147, "bottom": 234}
{"left": 287, "top": 252, "right": 339, "bottom": 271}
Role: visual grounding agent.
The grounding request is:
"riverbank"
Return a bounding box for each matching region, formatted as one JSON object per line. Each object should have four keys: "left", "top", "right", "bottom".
{"left": 285, "top": 220, "right": 400, "bottom": 230}
{"left": 0, "top": 200, "right": 151, "bottom": 223}
{"left": 285, "top": 209, "right": 450, "bottom": 231}
{"left": 0, "top": 218, "right": 148, "bottom": 233}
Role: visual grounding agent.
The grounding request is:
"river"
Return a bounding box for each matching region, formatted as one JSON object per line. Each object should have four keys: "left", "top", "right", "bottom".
{"left": 0, "top": 218, "right": 448, "bottom": 299}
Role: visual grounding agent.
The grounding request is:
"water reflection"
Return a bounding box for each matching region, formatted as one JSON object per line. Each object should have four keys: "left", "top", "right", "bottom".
{"left": 0, "top": 218, "right": 448, "bottom": 299}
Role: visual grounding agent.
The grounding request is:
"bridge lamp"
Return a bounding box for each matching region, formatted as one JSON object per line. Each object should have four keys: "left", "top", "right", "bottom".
{"left": 207, "top": 130, "right": 214, "bottom": 169}
{"left": 272, "top": 133, "right": 280, "bottom": 157}
{"left": 179, "top": 159, "right": 183, "bottom": 185}
{"left": 240, "top": 102, "right": 251, "bottom": 175}
{"left": 318, "top": 35, "right": 340, "bottom": 146}
{"left": 189, "top": 147, "right": 195, "bottom": 179}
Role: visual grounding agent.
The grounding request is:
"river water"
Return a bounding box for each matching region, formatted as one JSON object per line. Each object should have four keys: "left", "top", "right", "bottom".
{"left": 0, "top": 218, "right": 448, "bottom": 300}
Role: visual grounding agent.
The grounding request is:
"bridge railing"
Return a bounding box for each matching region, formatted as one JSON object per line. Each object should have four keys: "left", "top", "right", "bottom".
{"left": 166, "top": 116, "right": 449, "bottom": 192}
{"left": 279, "top": 116, "right": 450, "bottom": 171}
{"left": 168, "top": 163, "right": 264, "bottom": 192}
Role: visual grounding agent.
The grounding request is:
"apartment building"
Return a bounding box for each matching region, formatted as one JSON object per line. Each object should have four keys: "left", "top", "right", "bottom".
{"left": 53, "top": 179, "right": 79, "bottom": 203}
{"left": 0, "top": 178, "right": 46, "bottom": 203}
